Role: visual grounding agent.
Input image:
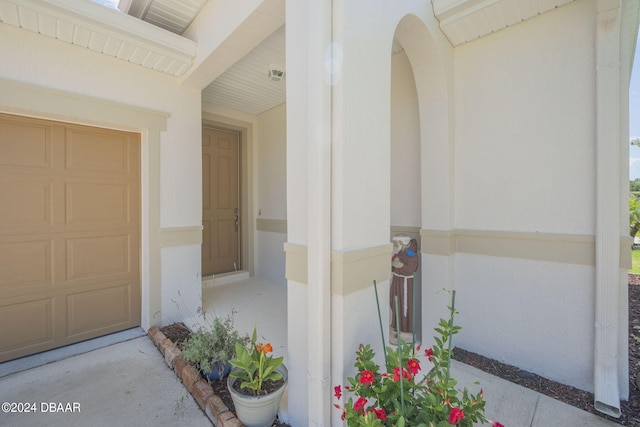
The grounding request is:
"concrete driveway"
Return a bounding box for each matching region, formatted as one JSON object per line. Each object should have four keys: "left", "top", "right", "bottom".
{"left": 0, "top": 336, "right": 210, "bottom": 427}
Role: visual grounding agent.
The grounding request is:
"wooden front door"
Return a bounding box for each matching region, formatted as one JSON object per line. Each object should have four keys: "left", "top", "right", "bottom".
{"left": 202, "top": 127, "right": 240, "bottom": 276}
{"left": 0, "top": 113, "right": 140, "bottom": 362}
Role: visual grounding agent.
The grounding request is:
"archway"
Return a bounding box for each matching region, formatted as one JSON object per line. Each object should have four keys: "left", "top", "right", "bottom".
{"left": 392, "top": 14, "right": 452, "bottom": 344}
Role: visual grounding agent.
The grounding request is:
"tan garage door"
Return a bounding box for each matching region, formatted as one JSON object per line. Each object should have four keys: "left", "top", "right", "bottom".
{"left": 0, "top": 113, "right": 140, "bottom": 362}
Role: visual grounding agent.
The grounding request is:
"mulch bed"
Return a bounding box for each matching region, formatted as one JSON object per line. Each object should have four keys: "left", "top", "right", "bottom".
{"left": 453, "top": 279, "right": 640, "bottom": 427}
{"left": 159, "top": 323, "right": 292, "bottom": 427}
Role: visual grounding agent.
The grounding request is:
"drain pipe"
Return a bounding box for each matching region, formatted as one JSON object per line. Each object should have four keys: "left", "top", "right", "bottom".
{"left": 306, "top": 0, "right": 332, "bottom": 425}
{"left": 594, "top": 0, "right": 623, "bottom": 417}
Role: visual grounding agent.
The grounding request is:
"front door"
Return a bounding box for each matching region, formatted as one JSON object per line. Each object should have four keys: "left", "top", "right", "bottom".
{"left": 202, "top": 127, "right": 240, "bottom": 276}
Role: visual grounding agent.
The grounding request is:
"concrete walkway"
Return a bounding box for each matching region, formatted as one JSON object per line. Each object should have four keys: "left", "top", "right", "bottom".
{"left": 0, "top": 336, "right": 210, "bottom": 427}
{"left": 451, "top": 360, "right": 623, "bottom": 427}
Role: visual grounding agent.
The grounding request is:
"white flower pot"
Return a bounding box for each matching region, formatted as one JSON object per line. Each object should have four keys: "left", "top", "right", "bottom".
{"left": 227, "top": 365, "right": 288, "bottom": 427}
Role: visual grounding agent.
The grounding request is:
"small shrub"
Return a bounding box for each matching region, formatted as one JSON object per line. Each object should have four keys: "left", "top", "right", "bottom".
{"left": 182, "top": 316, "right": 247, "bottom": 377}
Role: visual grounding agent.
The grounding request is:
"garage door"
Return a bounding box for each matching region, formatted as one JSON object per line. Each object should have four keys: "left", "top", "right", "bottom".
{"left": 0, "top": 113, "right": 140, "bottom": 362}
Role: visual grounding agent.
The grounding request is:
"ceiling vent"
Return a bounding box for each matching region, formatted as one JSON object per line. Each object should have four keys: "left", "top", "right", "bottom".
{"left": 267, "top": 65, "right": 286, "bottom": 82}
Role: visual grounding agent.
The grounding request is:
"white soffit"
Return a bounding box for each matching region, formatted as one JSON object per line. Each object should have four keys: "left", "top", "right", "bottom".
{"left": 0, "top": 0, "right": 197, "bottom": 76}
{"left": 202, "top": 25, "right": 286, "bottom": 116}
{"left": 432, "top": 0, "right": 575, "bottom": 46}
{"left": 123, "top": 0, "right": 208, "bottom": 35}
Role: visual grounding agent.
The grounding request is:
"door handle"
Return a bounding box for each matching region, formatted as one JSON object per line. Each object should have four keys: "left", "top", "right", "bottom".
{"left": 234, "top": 208, "right": 239, "bottom": 231}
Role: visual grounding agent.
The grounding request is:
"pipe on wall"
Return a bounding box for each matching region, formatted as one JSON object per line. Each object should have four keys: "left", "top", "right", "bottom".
{"left": 594, "top": 0, "right": 624, "bottom": 417}
{"left": 306, "top": 0, "right": 332, "bottom": 425}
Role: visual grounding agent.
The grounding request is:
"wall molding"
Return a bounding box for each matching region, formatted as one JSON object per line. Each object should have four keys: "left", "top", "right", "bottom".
{"left": 285, "top": 242, "right": 393, "bottom": 295}
{"left": 159, "top": 226, "right": 203, "bottom": 247}
{"left": 256, "top": 218, "right": 287, "bottom": 234}
{"left": 420, "top": 229, "right": 631, "bottom": 269}
{"left": 285, "top": 229, "right": 632, "bottom": 296}
{"left": 331, "top": 244, "right": 393, "bottom": 296}
{"left": 284, "top": 242, "right": 307, "bottom": 284}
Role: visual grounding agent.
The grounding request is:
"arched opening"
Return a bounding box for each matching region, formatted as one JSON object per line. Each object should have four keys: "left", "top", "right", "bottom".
{"left": 392, "top": 14, "right": 452, "bottom": 344}
{"left": 390, "top": 38, "right": 422, "bottom": 342}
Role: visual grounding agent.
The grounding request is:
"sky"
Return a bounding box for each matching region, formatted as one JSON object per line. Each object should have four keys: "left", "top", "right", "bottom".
{"left": 630, "top": 33, "right": 640, "bottom": 180}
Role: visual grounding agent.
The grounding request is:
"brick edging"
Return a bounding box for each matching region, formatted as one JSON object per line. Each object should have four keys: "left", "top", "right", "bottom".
{"left": 147, "top": 326, "right": 244, "bottom": 427}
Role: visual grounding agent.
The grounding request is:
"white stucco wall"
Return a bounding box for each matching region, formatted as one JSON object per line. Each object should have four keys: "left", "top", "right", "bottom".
{"left": 255, "top": 103, "right": 287, "bottom": 284}
{"left": 451, "top": 1, "right": 599, "bottom": 391}
{"left": 0, "top": 23, "right": 203, "bottom": 329}
{"left": 256, "top": 104, "right": 287, "bottom": 220}
{"left": 454, "top": 1, "right": 595, "bottom": 235}
{"left": 391, "top": 51, "right": 421, "bottom": 228}
{"left": 456, "top": 255, "right": 596, "bottom": 391}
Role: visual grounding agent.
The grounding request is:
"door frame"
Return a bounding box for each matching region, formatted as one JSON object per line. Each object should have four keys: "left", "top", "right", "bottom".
{"left": 202, "top": 114, "right": 254, "bottom": 277}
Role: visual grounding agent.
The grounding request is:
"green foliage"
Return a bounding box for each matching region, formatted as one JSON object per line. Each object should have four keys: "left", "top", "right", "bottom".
{"left": 335, "top": 292, "right": 501, "bottom": 427}
{"left": 181, "top": 316, "right": 247, "bottom": 376}
{"left": 630, "top": 196, "right": 640, "bottom": 238}
{"left": 630, "top": 250, "right": 640, "bottom": 274}
{"left": 229, "top": 327, "right": 284, "bottom": 396}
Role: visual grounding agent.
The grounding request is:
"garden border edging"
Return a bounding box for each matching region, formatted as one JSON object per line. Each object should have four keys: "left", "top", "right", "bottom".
{"left": 148, "top": 326, "right": 244, "bottom": 427}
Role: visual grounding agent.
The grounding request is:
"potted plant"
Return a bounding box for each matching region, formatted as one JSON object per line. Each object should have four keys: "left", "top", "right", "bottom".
{"left": 334, "top": 290, "right": 504, "bottom": 427}
{"left": 228, "top": 327, "right": 287, "bottom": 427}
{"left": 181, "top": 315, "right": 247, "bottom": 381}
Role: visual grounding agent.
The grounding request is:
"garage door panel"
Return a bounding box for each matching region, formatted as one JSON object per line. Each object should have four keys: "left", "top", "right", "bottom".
{"left": 0, "top": 239, "right": 53, "bottom": 288}
{"left": 0, "top": 119, "right": 53, "bottom": 169}
{"left": 66, "top": 234, "right": 133, "bottom": 280}
{"left": 66, "top": 283, "right": 137, "bottom": 338}
{"left": 66, "top": 129, "right": 132, "bottom": 174}
{"left": 66, "top": 182, "right": 133, "bottom": 225}
{"left": 0, "top": 113, "right": 140, "bottom": 362}
{"left": 0, "top": 298, "right": 54, "bottom": 354}
{"left": 0, "top": 180, "right": 53, "bottom": 227}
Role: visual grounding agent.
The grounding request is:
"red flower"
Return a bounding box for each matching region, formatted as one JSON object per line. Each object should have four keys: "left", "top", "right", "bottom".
{"left": 449, "top": 408, "right": 465, "bottom": 425}
{"left": 353, "top": 397, "right": 368, "bottom": 413}
{"left": 492, "top": 422, "right": 504, "bottom": 427}
{"left": 407, "top": 359, "right": 421, "bottom": 375}
{"left": 369, "top": 407, "right": 387, "bottom": 421}
{"left": 341, "top": 411, "right": 346, "bottom": 421}
{"left": 359, "top": 370, "right": 375, "bottom": 386}
{"left": 334, "top": 385, "right": 342, "bottom": 400}
{"left": 425, "top": 348, "right": 434, "bottom": 362}
{"left": 393, "top": 366, "right": 412, "bottom": 382}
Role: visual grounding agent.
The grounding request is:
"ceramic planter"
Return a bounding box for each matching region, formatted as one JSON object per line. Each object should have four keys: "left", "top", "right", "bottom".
{"left": 204, "top": 361, "right": 232, "bottom": 381}
{"left": 227, "top": 365, "right": 288, "bottom": 427}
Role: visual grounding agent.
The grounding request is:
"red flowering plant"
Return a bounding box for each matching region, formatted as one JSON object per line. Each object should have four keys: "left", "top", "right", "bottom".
{"left": 334, "top": 290, "right": 504, "bottom": 427}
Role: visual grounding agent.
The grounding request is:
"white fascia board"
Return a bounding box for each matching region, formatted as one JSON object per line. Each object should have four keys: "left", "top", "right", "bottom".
{"left": 1, "top": 0, "right": 196, "bottom": 76}
{"left": 432, "top": 0, "right": 575, "bottom": 46}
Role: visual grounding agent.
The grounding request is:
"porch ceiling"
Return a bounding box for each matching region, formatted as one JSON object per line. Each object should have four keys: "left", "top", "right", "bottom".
{"left": 0, "top": 0, "right": 285, "bottom": 115}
